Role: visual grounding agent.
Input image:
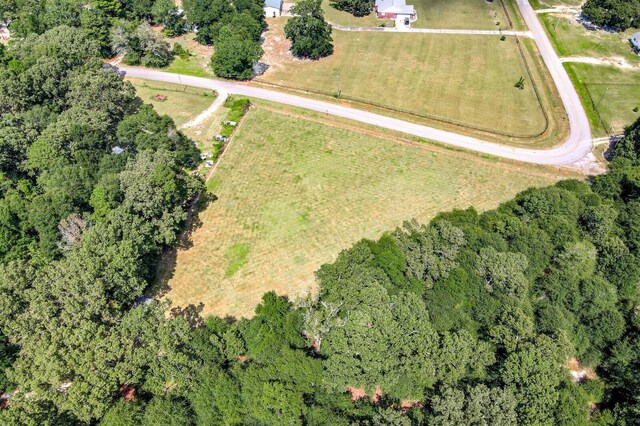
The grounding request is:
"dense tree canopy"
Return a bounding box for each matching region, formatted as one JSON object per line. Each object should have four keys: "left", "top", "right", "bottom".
{"left": 330, "top": 0, "right": 374, "bottom": 18}
{"left": 582, "top": 0, "right": 640, "bottom": 31}
{"left": 284, "top": 0, "right": 334, "bottom": 59}
{"left": 2, "top": 0, "right": 183, "bottom": 60}
{"left": 183, "top": 0, "right": 266, "bottom": 45}
{"left": 210, "top": 25, "right": 263, "bottom": 79}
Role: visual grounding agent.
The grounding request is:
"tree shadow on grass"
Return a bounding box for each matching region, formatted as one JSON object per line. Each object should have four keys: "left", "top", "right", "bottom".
{"left": 148, "top": 191, "right": 218, "bottom": 299}
{"left": 170, "top": 302, "right": 205, "bottom": 327}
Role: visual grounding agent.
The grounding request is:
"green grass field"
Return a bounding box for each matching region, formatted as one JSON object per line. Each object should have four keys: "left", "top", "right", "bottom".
{"left": 530, "top": 0, "right": 583, "bottom": 9}
{"left": 322, "top": 0, "right": 515, "bottom": 30}
{"left": 540, "top": 14, "right": 640, "bottom": 66}
{"left": 259, "top": 27, "right": 550, "bottom": 138}
{"left": 565, "top": 63, "right": 640, "bottom": 136}
{"left": 164, "top": 33, "right": 215, "bottom": 78}
{"left": 157, "top": 106, "right": 581, "bottom": 318}
{"left": 127, "top": 78, "right": 216, "bottom": 127}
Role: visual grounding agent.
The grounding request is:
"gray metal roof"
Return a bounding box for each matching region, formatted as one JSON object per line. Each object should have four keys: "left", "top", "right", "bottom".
{"left": 632, "top": 32, "right": 640, "bottom": 46}
{"left": 376, "top": 0, "right": 414, "bottom": 15}
{"left": 264, "top": 0, "right": 282, "bottom": 9}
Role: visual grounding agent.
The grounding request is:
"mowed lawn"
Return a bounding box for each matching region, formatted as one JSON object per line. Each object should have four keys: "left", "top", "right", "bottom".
{"left": 565, "top": 63, "right": 640, "bottom": 136}
{"left": 158, "top": 107, "right": 579, "bottom": 319}
{"left": 322, "top": 0, "right": 511, "bottom": 30}
{"left": 259, "top": 29, "right": 548, "bottom": 137}
{"left": 127, "top": 78, "right": 216, "bottom": 127}
{"left": 540, "top": 14, "right": 640, "bottom": 66}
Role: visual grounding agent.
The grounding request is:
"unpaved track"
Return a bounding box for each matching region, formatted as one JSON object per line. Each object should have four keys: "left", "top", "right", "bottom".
{"left": 180, "top": 90, "right": 229, "bottom": 129}
{"left": 328, "top": 22, "right": 534, "bottom": 37}
{"left": 118, "top": 1, "right": 593, "bottom": 166}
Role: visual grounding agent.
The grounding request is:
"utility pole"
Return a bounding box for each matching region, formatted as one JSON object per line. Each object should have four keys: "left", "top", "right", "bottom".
{"left": 336, "top": 75, "right": 341, "bottom": 98}
{"left": 554, "top": 9, "right": 563, "bottom": 32}
{"left": 596, "top": 87, "right": 608, "bottom": 109}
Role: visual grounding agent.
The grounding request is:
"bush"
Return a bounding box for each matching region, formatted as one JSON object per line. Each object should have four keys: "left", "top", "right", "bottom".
{"left": 123, "top": 50, "right": 142, "bottom": 65}
{"left": 330, "top": 0, "right": 373, "bottom": 17}
{"left": 173, "top": 43, "right": 191, "bottom": 60}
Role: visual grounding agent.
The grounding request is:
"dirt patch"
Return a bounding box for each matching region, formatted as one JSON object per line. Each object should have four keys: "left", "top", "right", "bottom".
{"left": 118, "top": 385, "right": 136, "bottom": 401}
{"left": 561, "top": 56, "right": 640, "bottom": 70}
{"left": 259, "top": 19, "right": 318, "bottom": 76}
{"left": 0, "top": 25, "right": 9, "bottom": 45}
{"left": 347, "top": 386, "right": 383, "bottom": 402}
{"left": 348, "top": 387, "right": 367, "bottom": 401}
{"left": 565, "top": 357, "right": 597, "bottom": 383}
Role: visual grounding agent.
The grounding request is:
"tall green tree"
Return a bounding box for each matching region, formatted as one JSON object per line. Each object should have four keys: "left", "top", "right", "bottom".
{"left": 284, "top": 0, "right": 333, "bottom": 59}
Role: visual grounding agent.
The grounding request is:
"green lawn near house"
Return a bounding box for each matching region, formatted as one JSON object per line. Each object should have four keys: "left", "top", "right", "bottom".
{"left": 540, "top": 14, "right": 640, "bottom": 66}
{"left": 322, "top": 0, "right": 518, "bottom": 30}
{"left": 156, "top": 106, "right": 580, "bottom": 319}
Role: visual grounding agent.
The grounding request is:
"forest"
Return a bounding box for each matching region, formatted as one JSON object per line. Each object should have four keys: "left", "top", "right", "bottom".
{"left": 582, "top": 0, "right": 640, "bottom": 31}
{"left": 1, "top": 2, "right": 640, "bottom": 425}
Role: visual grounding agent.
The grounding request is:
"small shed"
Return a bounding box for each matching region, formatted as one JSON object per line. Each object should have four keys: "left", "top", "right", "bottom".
{"left": 264, "top": 0, "right": 283, "bottom": 17}
{"left": 631, "top": 32, "right": 640, "bottom": 53}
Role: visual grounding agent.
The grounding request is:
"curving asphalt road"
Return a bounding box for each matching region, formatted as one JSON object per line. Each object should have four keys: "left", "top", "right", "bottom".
{"left": 118, "top": 0, "right": 593, "bottom": 166}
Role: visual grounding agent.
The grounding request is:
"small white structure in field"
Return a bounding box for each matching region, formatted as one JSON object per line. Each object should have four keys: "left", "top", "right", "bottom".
{"left": 111, "top": 146, "right": 125, "bottom": 155}
{"left": 264, "top": 0, "right": 283, "bottom": 17}
{"left": 205, "top": 160, "right": 214, "bottom": 168}
{"left": 631, "top": 32, "right": 640, "bottom": 53}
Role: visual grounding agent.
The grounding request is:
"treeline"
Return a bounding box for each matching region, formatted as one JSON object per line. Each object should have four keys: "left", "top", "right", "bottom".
{"left": 0, "top": 25, "right": 205, "bottom": 423}
{"left": 582, "top": 0, "right": 640, "bottom": 31}
{"left": 0, "top": 0, "right": 182, "bottom": 66}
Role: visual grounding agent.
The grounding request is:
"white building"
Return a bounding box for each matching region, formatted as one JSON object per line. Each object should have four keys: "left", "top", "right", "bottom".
{"left": 632, "top": 32, "right": 640, "bottom": 53}
{"left": 264, "top": 0, "right": 283, "bottom": 18}
{"left": 374, "top": 0, "right": 416, "bottom": 27}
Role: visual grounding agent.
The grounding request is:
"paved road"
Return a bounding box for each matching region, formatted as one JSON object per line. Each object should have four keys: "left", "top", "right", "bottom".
{"left": 119, "top": 0, "right": 593, "bottom": 166}
{"left": 328, "top": 22, "right": 534, "bottom": 37}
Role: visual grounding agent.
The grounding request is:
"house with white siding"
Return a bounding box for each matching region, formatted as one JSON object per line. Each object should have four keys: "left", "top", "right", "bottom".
{"left": 374, "top": 0, "right": 416, "bottom": 27}
{"left": 632, "top": 32, "right": 640, "bottom": 53}
{"left": 264, "top": 0, "right": 283, "bottom": 17}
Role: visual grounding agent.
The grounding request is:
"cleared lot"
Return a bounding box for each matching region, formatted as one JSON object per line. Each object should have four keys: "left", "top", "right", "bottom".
{"left": 127, "top": 78, "right": 216, "bottom": 127}
{"left": 157, "top": 106, "right": 580, "bottom": 318}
